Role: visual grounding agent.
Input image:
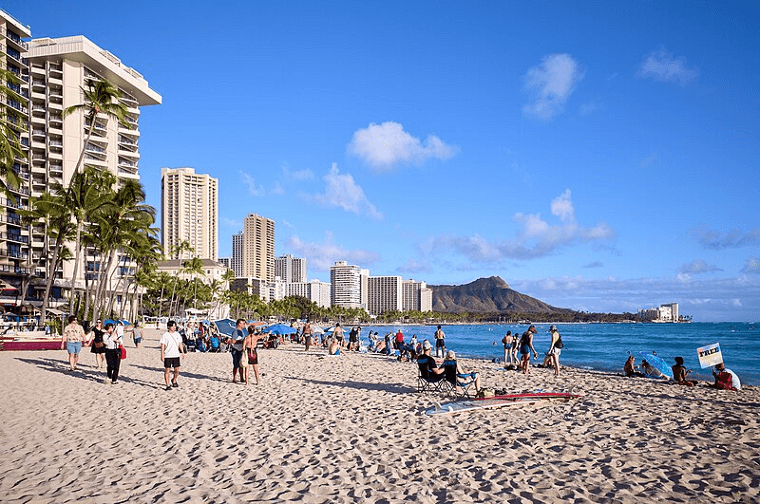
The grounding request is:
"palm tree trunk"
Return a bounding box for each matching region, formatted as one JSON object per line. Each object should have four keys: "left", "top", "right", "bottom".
{"left": 68, "top": 220, "right": 83, "bottom": 314}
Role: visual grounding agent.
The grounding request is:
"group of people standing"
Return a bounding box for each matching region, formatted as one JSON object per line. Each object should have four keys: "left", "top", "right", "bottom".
{"left": 61, "top": 316, "right": 140, "bottom": 384}
{"left": 501, "top": 325, "right": 563, "bottom": 376}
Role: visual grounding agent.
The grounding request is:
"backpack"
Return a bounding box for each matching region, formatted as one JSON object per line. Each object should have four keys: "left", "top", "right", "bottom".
{"left": 716, "top": 371, "right": 734, "bottom": 390}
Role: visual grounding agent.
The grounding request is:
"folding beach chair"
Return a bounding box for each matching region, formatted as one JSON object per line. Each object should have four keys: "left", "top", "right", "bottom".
{"left": 417, "top": 354, "right": 447, "bottom": 394}
{"left": 443, "top": 360, "right": 477, "bottom": 398}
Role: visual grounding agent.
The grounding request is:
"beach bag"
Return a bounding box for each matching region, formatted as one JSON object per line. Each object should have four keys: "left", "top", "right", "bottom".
{"left": 94, "top": 340, "right": 104, "bottom": 349}
{"left": 716, "top": 371, "right": 733, "bottom": 390}
{"left": 477, "top": 388, "right": 495, "bottom": 399}
{"left": 120, "top": 345, "right": 127, "bottom": 360}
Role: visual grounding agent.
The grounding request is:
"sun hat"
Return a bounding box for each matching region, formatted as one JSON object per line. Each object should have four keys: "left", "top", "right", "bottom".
{"left": 446, "top": 350, "right": 456, "bottom": 360}
{"left": 422, "top": 340, "right": 431, "bottom": 350}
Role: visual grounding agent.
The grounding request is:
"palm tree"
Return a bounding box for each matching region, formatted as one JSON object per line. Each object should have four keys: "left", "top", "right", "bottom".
{"left": 64, "top": 166, "right": 116, "bottom": 313}
{"left": 26, "top": 191, "right": 75, "bottom": 326}
{"left": 61, "top": 78, "right": 129, "bottom": 180}
{"left": 181, "top": 256, "right": 205, "bottom": 310}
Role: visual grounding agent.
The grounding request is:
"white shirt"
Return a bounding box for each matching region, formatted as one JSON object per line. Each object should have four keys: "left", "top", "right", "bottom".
{"left": 161, "top": 331, "right": 183, "bottom": 359}
{"left": 104, "top": 330, "right": 122, "bottom": 350}
{"left": 724, "top": 368, "right": 742, "bottom": 391}
{"left": 161, "top": 331, "right": 182, "bottom": 359}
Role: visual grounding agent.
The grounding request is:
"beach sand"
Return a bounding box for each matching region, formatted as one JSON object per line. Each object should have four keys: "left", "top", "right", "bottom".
{"left": 1, "top": 328, "right": 758, "bottom": 503}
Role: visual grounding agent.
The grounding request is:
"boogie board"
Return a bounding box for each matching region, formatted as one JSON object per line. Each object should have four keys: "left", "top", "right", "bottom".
{"left": 425, "top": 391, "right": 580, "bottom": 416}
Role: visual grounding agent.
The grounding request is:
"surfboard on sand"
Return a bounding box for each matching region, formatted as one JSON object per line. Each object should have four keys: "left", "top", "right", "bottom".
{"left": 425, "top": 391, "right": 580, "bottom": 416}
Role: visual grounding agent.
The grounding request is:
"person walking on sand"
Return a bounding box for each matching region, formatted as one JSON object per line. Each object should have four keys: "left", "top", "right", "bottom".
{"left": 132, "top": 321, "right": 143, "bottom": 348}
{"left": 61, "top": 315, "right": 86, "bottom": 371}
{"left": 103, "top": 322, "right": 123, "bottom": 384}
{"left": 160, "top": 320, "right": 186, "bottom": 390}
{"left": 434, "top": 325, "right": 446, "bottom": 358}
{"left": 230, "top": 319, "right": 246, "bottom": 383}
{"left": 519, "top": 325, "right": 539, "bottom": 375}
{"left": 303, "top": 321, "right": 313, "bottom": 352}
{"left": 546, "top": 325, "right": 563, "bottom": 376}
{"left": 89, "top": 319, "right": 106, "bottom": 369}
{"left": 242, "top": 326, "right": 261, "bottom": 385}
{"left": 501, "top": 331, "right": 514, "bottom": 367}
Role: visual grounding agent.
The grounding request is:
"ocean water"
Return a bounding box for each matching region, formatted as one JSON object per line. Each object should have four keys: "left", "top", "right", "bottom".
{"left": 357, "top": 322, "right": 760, "bottom": 386}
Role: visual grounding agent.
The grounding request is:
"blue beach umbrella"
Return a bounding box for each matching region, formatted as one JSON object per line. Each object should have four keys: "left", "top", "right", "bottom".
{"left": 265, "top": 323, "right": 297, "bottom": 335}
{"left": 213, "top": 318, "right": 237, "bottom": 336}
{"left": 639, "top": 351, "right": 673, "bottom": 379}
{"left": 103, "top": 319, "right": 117, "bottom": 327}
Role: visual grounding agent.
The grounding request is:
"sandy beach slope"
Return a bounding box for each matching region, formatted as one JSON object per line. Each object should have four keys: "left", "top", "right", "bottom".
{"left": 0, "top": 328, "right": 758, "bottom": 503}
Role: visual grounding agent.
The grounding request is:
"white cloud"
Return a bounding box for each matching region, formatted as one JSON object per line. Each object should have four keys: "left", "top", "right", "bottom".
{"left": 312, "top": 163, "right": 383, "bottom": 219}
{"left": 282, "top": 164, "right": 314, "bottom": 181}
{"left": 510, "top": 274, "right": 760, "bottom": 321}
{"left": 221, "top": 217, "right": 241, "bottom": 229}
{"left": 239, "top": 171, "right": 264, "bottom": 196}
{"left": 348, "top": 121, "right": 457, "bottom": 170}
{"left": 429, "top": 189, "right": 614, "bottom": 262}
{"left": 742, "top": 257, "right": 760, "bottom": 275}
{"left": 284, "top": 232, "right": 381, "bottom": 272}
{"left": 523, "top": 54, "right": 583, "bottom": 120}
{"left": 680, "top": 259, "right": 722, "bottom": 275}
{"left": 638, "top": 47, "right": 698, "bottom": 86}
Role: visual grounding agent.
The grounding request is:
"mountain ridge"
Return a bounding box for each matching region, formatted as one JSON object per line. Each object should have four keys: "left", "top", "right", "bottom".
{"left": 430, "top": 276, "right": 569, "bottom": 314}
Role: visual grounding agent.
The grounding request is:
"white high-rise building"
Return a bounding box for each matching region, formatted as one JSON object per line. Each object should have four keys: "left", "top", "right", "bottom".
{"left": 0, "top": 9, "right": 32, "bottom": 291}
{"left": 161, "top": 167, "right": 218, "bottom": 261}
{"left": 275, "top": 254, "right": 306, "bottom": 283}
{"left": 330, "top": 261, "right": 363, "bottom": 309}
{"left": 403, "top": 279, "right": 433, "bottom": 312}
{"left": 5, "top": 12, "right": 161, "bottom": 307}
{"left": 288, "top": 279, "right": 331, "bottom": 308}
{"left": 367, "top": 276, "right": 403, "bottom": 315}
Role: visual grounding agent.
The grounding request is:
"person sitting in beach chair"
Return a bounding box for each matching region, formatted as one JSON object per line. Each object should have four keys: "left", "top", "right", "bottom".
{"left": 442, "top": 351, "right": 480, "bottom": 398}
{"left": 417, "top": 341, "right": 446, "bottom": 393}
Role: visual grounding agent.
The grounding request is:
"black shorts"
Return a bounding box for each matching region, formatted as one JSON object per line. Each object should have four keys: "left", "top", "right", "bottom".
{"left": 164, "top": 357, "right": 181, "bottom": 369}
{"left": 436, "top": 339, "right": 445, "bottom": 348}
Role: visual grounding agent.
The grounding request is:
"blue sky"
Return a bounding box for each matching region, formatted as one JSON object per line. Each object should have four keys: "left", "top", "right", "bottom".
{"left": 11, "top": 1, "right": 760, "bottom": 321}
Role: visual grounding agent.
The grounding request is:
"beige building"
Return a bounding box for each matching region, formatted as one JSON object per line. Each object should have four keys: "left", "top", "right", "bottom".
{"left": 161, "top": 167, "right": 218, "bottom": 261}
{"left": 0, "top": 9, "right": 32, "bottom": 295}
{"left": 402, "top": 279, "right": 433, "bottom": 312}
{"left": 238, "top": 213, "right": 275, "bottom": 282}
{"left": 330, "top": 261, "right": 363, "bottom": 309}
{"left": 0, "top": 8, "right": 161, "bottom": 314}
{"left": 367, "top": 275, "right": 403, "bottom": 315}
{"left": 275, "top": 254, "right": 306, "bottom": 283}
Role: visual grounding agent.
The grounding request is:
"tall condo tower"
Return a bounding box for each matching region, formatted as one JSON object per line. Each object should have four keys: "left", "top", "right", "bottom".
{"left": 161, "top": 167, "right": 218, "bottom": 261}
{"left": 275, "top": 254, "right": 306, "bottom": 283}
{"left": 0, "top": 9, "right": 32, "bottom": 287}
{"left": 240, "top": 214, "right": 274, "bottom": 282}
{"left": 330, "top": 261, "right": 363, "bottom": 309}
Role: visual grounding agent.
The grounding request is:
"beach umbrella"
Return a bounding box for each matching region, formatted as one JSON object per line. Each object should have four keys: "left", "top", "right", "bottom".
{"left": 213, "top": 318, "right": 237, "bottom": 336}
{"left": 103, "top": 319, "right": 117, "bottom": 327}
{"left": 310, "top": 325, "right": 325, "bottom": 334}
{"left": 638, "top": 351, "right": 673, "bottom": 379}
{"left": 324, "top": 326, "right": 336, "bottom": 334}
{"left": 265, "top": 323, "right": 297, "bottom": 335}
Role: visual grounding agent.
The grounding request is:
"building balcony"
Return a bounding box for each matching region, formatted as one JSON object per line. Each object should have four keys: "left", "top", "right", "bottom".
{"left": 0, "top": 248, "right": 29, "bottom": 260}
{"left": 0, "top": 232, "right": 30, "bottom": 244}
{"left": 5, "top": 29, "right": 29, "bottom": 51}
{"left": 118, "top": 148, "right": 140, "bottom": 159}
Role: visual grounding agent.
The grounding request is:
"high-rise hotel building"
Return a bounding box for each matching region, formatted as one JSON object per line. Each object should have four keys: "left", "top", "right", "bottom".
{"left": 0, "top": 9, "right": 161, "bottom": 300}
{"left": 0, "top": 9, "right": 32, "bottom": 286}
{"left": 161, "top": 167, "right": 218, "bottom": 261}
{"left": 232, "top": 214, "right": 275, "bottom": 282}
{"left": 367, "top": 275, "right": 403, "bottom": 315}
{"left": 330, "top": 261, "right": 365, "bottom": 309}
{"left": 275, "top": 254, "right": 306, "bottom": 283}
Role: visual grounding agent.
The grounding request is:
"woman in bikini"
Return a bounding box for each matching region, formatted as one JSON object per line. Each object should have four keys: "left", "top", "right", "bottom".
{"left": 242, "top": 325, "right": 261, "bottom": 385}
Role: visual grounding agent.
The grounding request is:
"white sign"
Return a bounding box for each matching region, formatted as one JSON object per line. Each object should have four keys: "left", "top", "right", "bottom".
{"left": 696, "top": 342, "right": 723, "bottom": 369}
